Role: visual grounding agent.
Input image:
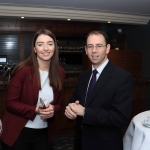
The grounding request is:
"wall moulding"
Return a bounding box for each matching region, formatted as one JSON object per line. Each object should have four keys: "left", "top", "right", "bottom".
{"left": 0, "top": 5, "right": 149, "bottom": 25}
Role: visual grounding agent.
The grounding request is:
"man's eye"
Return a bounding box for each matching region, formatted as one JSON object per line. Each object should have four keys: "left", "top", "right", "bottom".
{"left": 97, "top": 45, "right": 102, "bottom": 48}
{"left": 88, "top": 45, "right": 93, "bottom": 48}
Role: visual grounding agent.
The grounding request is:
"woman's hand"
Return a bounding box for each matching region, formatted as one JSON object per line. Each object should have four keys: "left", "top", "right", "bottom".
{"left": 38, "top": 104, "right": 54, "bottom": 119}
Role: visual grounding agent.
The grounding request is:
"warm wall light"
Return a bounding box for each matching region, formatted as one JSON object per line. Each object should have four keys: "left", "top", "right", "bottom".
{"left": 115, "top": 47, "right": 119, "bottom": 50}
{"left": 21, "top": 17, "right": 24, "bottom": 19}
{"left": 108, "top": 21, "right": 111, "bottom": 23}
{"left": 67, "top": 19, "right": 71, "bottom": 21}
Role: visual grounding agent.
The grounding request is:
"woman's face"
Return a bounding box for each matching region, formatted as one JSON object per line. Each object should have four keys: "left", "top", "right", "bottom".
{"left": 34, "top": 34, "right": 55, "bottom": 63}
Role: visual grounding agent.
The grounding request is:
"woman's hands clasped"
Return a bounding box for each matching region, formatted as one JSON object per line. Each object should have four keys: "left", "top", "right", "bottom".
{"left": 36, "top": 104, "right": 54, "bottom": 119}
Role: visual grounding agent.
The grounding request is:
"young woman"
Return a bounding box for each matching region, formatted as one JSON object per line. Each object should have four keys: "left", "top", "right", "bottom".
{"left": 0, "top": 29, "right": 65, "bottom": 150}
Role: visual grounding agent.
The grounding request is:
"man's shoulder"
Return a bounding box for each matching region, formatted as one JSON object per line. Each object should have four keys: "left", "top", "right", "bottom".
{"left": 79, "top": 69, "right": 91, "bottom": 76}
{"left": 114, "top": 65, "right": 131, "bottom": 75}
{"left": 111, "top": 63, "right": 133, "bottom": 79}
{"left": 103, "top": 61, "right": 131, "bottom": 76}
{"left": 77, "top": 69, "right": 91, "bottom": 81}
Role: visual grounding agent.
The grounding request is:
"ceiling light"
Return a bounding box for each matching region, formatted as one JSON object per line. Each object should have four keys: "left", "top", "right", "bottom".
{"left": 67, "top": 19, "right": 71, "bottom": 21}
{"left": 21, "top": 17, "right": 24, "bottom": 19}
{"left": 108, "top": 21, "right": 111, "bottom": 23}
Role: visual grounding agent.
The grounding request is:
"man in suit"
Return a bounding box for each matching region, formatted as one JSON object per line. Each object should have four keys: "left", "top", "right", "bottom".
{"left": 65, "top": 31, "right": 133, "bottom": 150}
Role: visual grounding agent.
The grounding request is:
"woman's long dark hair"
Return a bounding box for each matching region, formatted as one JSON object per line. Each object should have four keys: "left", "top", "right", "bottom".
{"left": 12, "top": 29, "right": 63, "bottom": 91}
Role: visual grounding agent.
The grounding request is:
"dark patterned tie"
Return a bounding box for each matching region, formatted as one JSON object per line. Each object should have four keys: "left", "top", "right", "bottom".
{"left": 86, "top": 69, "right": 98, "bottom": 99}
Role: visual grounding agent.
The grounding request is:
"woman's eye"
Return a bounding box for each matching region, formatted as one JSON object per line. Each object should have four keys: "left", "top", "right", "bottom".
{"left": 48, "top": 43, "right": 53, "bottom": 46}
{"left": 38, "top": 44, "right": 42, "bottom": 46}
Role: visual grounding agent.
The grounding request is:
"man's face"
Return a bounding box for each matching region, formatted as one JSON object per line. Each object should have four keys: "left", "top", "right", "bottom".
{"left": 85, "top": 34, "right": 110, "bottom": 69}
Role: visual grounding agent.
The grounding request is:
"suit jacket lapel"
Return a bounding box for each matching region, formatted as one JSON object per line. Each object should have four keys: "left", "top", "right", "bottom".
{"left": 85, "top": 62, "right": 113, "bottom": 106}
{"left": 80, "top": 69, "right": 92, "bottom": 106}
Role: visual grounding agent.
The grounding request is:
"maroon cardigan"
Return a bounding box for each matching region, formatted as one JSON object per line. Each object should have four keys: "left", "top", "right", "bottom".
{"left": 0, "top": 66, "right": 65, "bottom": 147}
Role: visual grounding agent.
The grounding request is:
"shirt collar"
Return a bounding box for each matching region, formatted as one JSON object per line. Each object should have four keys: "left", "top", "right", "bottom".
{"left": 92, "top": 59, "right": 109, "bottom": 74}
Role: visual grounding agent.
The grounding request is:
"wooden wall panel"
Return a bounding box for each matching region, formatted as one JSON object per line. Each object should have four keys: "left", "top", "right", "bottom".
{"left": 0, "top": 19, "right": 99, "bottom": 36}
{"left": 83, "top": 50, "right": 142, "bottom": 78}
{"left": 55, "top": 79, "right": 78, "bottom": 135}
{"left": 108, "top": 50, "right": 142, "bottom": 77}
{"left": 128, "top": 78, "right": 149, "bottom": 124}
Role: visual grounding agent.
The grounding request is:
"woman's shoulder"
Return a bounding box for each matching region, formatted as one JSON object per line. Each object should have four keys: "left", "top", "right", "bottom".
{"left": 59, "top": 66, "right": 65, "bottom": 81}
{"left": 59, "top": 66, "right": 65, "bottom": 73}
{"left": 16, "top": 65, "right": 34, "bottom": 75}
{"left": 19, "top": 65, "right": 33, "bottom": 71}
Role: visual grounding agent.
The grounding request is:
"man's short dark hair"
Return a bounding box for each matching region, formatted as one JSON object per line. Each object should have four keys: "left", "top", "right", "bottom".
{"left": 86, "top": 31, "right": 110, "bottom": 45}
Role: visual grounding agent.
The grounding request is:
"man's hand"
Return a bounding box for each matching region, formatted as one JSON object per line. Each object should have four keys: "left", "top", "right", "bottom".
{"left": 65, "top": 100, "right": 85, "bottom": 119}
{"left": 74, "top": 101, "right": 85, "bottom": 116}
{"left": 65, "top": 103, "right": 77, "bottom": 120}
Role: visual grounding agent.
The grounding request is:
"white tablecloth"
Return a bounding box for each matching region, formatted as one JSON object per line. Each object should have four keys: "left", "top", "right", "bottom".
{"left": 123, "top": 111, "right": 150, "bottom": 150}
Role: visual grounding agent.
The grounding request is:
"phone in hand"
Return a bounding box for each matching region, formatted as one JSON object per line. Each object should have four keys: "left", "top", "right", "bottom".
{"left": 40, "top": 98, "right": 46, "bottom": 109}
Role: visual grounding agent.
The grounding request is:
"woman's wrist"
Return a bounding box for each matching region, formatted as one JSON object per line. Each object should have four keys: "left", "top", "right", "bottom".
{"left": 35, "top": 106, "right": 39, "bottom": 114}
{"left": 51, "top": 105, "right": 54, "bottom": 110}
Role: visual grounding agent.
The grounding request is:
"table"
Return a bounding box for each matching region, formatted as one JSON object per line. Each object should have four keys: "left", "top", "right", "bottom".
{"left": 123, "top": 111, "right": 150, "bottom": 150}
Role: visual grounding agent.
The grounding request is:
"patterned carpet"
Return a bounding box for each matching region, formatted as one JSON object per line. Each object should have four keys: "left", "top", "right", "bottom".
{"left": 53, "top": 134, "right": 74, "bottom": 150}
{"left": 0, "top": 134, "right": 74, "bottom": 150}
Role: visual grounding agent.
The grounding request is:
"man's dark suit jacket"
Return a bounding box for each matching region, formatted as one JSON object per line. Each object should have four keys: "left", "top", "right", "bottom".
{"left": 70, "top": 61, "right": 133, "bottom": 150}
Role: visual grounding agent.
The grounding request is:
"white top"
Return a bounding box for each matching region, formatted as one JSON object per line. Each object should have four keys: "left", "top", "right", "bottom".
{"left": 25, "top": 69, "right": 54, "bottom": 129}
{"left": 123, "top": 111, "right": 150, "bottom": 150}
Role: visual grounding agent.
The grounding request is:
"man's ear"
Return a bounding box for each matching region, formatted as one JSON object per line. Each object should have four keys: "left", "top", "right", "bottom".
{"left": 85, "top": 46, "right": 88, "bottom": 55}
{"left": 106, "top": 44, "right": 110, "bottom": 54}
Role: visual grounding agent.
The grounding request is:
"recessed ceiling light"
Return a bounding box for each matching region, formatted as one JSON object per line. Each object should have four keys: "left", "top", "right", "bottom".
{"left": 21, "top": 17, "right": 24, "bottom": 19}
{"left": 67, "top": 19, "right": 71, "bottom": 21}
{"left": 108, "top": 21, "right": 111, "bottom": 23}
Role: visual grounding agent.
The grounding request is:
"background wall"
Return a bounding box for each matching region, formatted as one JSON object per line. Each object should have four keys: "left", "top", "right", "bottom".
{"left": 126, "top": 21, "right": 150, "bottom": 110}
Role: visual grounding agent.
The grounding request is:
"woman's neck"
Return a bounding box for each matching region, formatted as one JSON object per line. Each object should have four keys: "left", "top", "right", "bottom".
{"left": 38, "top": 61, "right": 50, "bottom": 71}
{"left": 37, "top": 57, "right": 51, "bottom": 71}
